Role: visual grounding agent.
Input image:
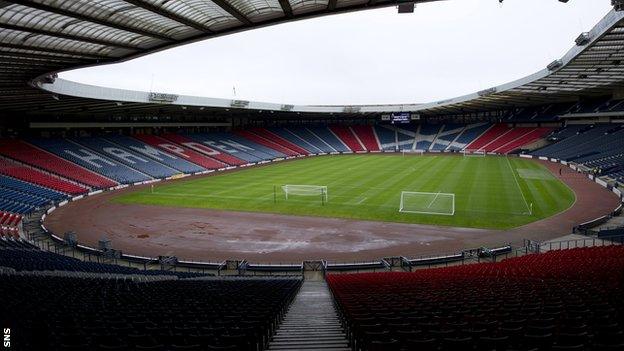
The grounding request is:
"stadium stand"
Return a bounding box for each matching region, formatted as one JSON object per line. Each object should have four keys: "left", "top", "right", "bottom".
{"left": 210, "top": 132, "right": 286, "bottom": 160}
{"left": 327, "top": 246, "right": 624, "bottom": 351}
{"left": 374, "top": 125, "right": 397, "bottom": 151}
{"left": 71, "top": 137, "right": 180, "bottom": 179}
{"left": 430, "top": 124, "right": 464, "bottom": 151}
{"left": 0, "top": 159, "right": 87, "bottom": 195}
{"left": 352, "top": 125, "right": 381, "bottom": 152}
{"left": 133, "top": 134, "right": 223, "bottom": 170}
{"left": 0, "top": 175, "right": 65, "bottom": 203}
{"left": 184, "top": 133, "right": 268, "bottom": 163}
{"left": 464, "top": 124, "right": 512, "bottom": 151}
{"left": 307, "top": 126, "right": 351, "bottom": 153}
{"left": 330, "top": 126, "right": 365, "bottom": 152}
{"left": 494, "top": 127, "right": 553, "bottom": 154}
{"left": 0, "top": 140, "right": 116, "bottom": 189}
{"left": 414, "top": 124, "right": 442, "bottom": 150}
{"left": 236, "top": 129, "right": 300, "bottom": 157}
{"left": 396, "top": 127, "right": 416, "bottom": 151}
{"left": 103, "top": 135, "right": 206, "bottom": 174}
{"left": 250, "top": 128, "right": 310, "bottom": 155}
{"left": 284, "top": 126, "right": 338, "bottom": 153}
{"left": 266, "top": 127, "right": 323, "bottom": 154}
{"left": 447, "top": 123, "right": 491, "bottom": 151}
{"left": 531, "top": 124, "right": 624, "bottom": 179}
{"left": 0, "top": 271, "right": 301, "bottom": 351}
{"left": 28, "top": 138, "right": 152, "bottom": 184}
{"left": 164, "top": 133, "right": 246, "bottom": 167}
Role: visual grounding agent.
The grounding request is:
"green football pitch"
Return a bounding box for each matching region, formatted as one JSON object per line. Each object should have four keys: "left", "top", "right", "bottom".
{"left": 112, "top": 154, "right": 576, "bottom": 229}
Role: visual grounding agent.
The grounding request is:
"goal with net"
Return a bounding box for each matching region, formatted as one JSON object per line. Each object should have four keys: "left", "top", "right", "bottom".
{"left": 402, "top": 149, "right": 425, "bottom": 157}
{"left": 399, "top": 191, "right": 455, "bottom": 216}
{"left": 281, "top": 185, "right": 328, "bottom": 202}
{"left": 462, "top": 149, "right": 486, "bottom": 157}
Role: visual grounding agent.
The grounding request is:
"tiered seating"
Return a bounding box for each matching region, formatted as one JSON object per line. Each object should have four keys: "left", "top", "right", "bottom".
{"left": 104, "top": 135, "right": 206, "bottom": 173}
{"left": 352, "top": 125, "right": 381, "bottom": 152}
{"left": 414, "top": 124, "right": 441, "bottom": 150}
{"left": 431, "top": 124, "right": 464, "bottom": 151}
{"left": 250, "top": 128, "right": 310, "bottom": 155}
{"left": 0, "top": 159, "right": 86, "bottom": 195}
{"left": 307, "top": 126, "right": 350, "bottom": 152}
{"left": 0, "top": 174, "right": 66, "bottom": 212}
{"left": 28, "top": 138, "right": 151, "bottom": 184}
{"left": 0, "top": 175, "right": 66, "bottom": 202}
{"left": 448, "top": 123, "right": 491, "bottom": 151}
{"left": 532, "top": 125, "right": 624, "bottom": 178}
{"left": 286, "top": 126, "right": 338, "bottom": 153}
{"left": 266, "top": 127, "right": 322, "bottom": 153}
{"left": 464, "top": 123, "right": 512, "bottom": 151}
{"left": 165, "top": 133, "right": 245, "bottom": 166}
{"left": 328, "top": 246, "right": 624, "bottom": 351}
{"left": 71, "top": 137, "right": 179, "bottom": 178}
{"left": 329, "top": 125, "right": 365, "bottom": 152}
{"left": 374, "top": 126, "right": 397, "bottom": 151}
{"left": 0, "top": 140, "right": 116, "bottom": 188}
{"left": 396, "top": 127, "right": 415, "bottom": 151}
{"left": 495, "top": 127, "right": 553, "bottom": 154}
{"left": 236, "top": 130, "right": 299, "bottom": 157}
{"left": 134, "top": 134, "right": 223, "bottom": 170}
{"left": 1, "top": 272, "right": 301, "bottom": 350}
{"left": 0, "top": 211, "right": 21, "bottom": 238}
{"left": 191, "top": 132, "right": 277, "bottom": 162}
{"left": 485, "top": 128, "right": 534, "bottom": 152}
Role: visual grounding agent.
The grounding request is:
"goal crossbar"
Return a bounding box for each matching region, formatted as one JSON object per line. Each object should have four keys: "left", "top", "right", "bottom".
{"left": 399, "top": 191, "right": 455, "bottom": 216}
{"left": 282, "top": 185, "right": 328, "bottom": 200}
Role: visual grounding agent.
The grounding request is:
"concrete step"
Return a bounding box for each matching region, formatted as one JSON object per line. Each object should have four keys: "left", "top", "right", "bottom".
{"left": 268, "top": 280, "right": 350, "bottom": 351}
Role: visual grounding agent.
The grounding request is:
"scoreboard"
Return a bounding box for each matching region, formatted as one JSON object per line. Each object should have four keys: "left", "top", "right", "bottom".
{"left": 381, "top": 113, "right": 420, "bottom": 124}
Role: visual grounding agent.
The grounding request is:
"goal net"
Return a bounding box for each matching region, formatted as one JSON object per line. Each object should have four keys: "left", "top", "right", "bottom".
{"left": 462, "top": 149, "right": 486, "bottom": 157}
{"left": 402, "top": 149, "right": 425, "bottom": 156}
{"left": 282, "top": 185, "right": 328, "bottom": 201}
{"left": 399, "top": 191, "right": 455, "bottom": 216}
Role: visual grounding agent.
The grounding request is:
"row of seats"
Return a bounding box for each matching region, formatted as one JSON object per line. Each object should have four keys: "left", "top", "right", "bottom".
{"left": 328, "top": 246, "right": 624, "bottom": 351}
{"left": 0, "top": 139, "right": 116, "bottom": 189}
{"left": 532, "top": 124, "right": 624, "bottom": 180}
{"left": 0, "top": 211, "right": 21, "bottom": 226}
{"left": 465, "top": 124, "right": 552, "bottom": 153}
{"left": 0, "top": 158, "right": 88, "bottom": 195}
{"left": 0, "top": 272, "right": 301, "bottom": 351}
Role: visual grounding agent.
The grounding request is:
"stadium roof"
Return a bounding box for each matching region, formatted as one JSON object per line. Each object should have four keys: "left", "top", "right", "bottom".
{"left": 1, "top": 1, "right": 624, "bottom": 119}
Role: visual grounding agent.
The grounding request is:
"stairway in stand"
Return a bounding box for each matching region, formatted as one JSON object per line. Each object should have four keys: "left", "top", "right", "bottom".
{"left": 268, "top": 280, "right": 350, "bottom": 351}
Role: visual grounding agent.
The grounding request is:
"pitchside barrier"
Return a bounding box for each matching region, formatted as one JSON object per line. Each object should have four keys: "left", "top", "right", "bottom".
{"left": 399, "top": 191, "right": 455, "bottom": 216}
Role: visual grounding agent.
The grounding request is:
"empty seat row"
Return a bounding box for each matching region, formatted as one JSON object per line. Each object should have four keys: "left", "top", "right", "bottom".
{"left": 328, "top": 246, "right": 624, "bottom": 351}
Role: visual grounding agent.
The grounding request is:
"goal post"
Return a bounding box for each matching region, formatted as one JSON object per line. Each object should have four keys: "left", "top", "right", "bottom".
{"left": 399, "top": 191, "right": 455, "bottom": 216}
{"left": 402, "top": 149, "right": 425, "bottom": 157}
{"left": 462, "top": 149, "right": 486, "bottom": 157}
{"left": 282, "top": 185, "right": 328, "bottom": 202}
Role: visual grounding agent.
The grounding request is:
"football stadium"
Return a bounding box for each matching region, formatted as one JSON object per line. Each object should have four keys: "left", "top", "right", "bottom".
{"left": 1, "top": 0, "right": 624, "bottom": 350}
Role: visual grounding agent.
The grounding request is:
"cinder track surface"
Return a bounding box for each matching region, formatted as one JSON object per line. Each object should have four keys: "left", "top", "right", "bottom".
{"left": 45, "top": 159, "right": 620, "bottom": 263}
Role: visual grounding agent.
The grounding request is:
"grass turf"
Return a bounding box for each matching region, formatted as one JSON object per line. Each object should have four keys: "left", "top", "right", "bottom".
{"left": 112, "top": 154, "right": 576, "bottom": 229}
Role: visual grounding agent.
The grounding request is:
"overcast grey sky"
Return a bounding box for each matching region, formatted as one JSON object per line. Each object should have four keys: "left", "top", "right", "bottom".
{"left": 60, "top": 0, "right": 612, "bottom": 105}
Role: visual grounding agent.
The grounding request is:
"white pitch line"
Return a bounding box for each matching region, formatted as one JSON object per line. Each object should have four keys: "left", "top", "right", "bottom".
{"left": 505, "top": 157, "right": 532, "bottom": 214}
{"left": 356, "top": 197, "right": 368, "bottom": 205}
